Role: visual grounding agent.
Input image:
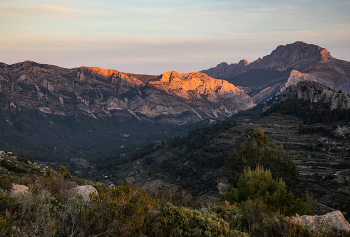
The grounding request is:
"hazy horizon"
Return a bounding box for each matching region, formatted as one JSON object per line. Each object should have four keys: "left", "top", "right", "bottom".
{"left": 1, "top": 0, "right": 350, "bottom": 74}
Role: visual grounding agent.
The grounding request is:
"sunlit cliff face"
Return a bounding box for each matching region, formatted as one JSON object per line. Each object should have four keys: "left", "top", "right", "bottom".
{"left": 152, "top": 71, "right": 244, "bottom": 101}
{"left": 83, "top": 67, "right": 144, "bottom": 86}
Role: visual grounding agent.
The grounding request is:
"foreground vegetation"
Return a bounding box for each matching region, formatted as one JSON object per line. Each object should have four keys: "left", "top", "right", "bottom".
{"left": 1, "top": 129, "right": 350, "bottom": 236}
{"left": 0, "top": 175, "right": 348, "bottom": 236}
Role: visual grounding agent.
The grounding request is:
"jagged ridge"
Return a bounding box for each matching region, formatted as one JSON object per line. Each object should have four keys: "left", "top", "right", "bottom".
{"left": 0, "top": 61, "right": 254, "bottom": 125}
{"left": 281, "top": 81, "right": 350, "bottom": 110}
{"left": 201, "top": 41, "right": 350, "bottom": 104}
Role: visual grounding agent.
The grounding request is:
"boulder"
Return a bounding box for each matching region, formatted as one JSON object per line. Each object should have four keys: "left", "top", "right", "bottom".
{"left": 10, "top": 184, "right": 29, "bottom": 197}
{"left": 291, "top": 211, "right": 350, "bottom": 231}
{"left": 333, "top": 126, "right": 350, "bottom": 137}
{"left": 109, "top": 183, "right": 115, "bottom": 189}
{"left": 68, "top": 185, "right": 98, "bottom": 202}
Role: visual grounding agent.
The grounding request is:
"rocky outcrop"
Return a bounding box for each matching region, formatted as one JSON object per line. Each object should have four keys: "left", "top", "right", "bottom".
{"left": 0, "top": 61, "right": 253, "bottom": 125}
{"left": 281, "top": 81, "right": 350, "bottom": 110}
{"left": 279, "top": 70, "right": 318, "bottom": 92}
{"left": 150, "top": 71, "right": 254, "bottom": 118}
{"left": 201, "top": 41, "right": 350, "bottom": 103}
{"left": 68, "top": 185, "right": 98, "bottom": 202}
{"left": 10, "top": 184, "right": 29, "bottom": 197}
{"left": 333, "top": 126, "right": 350, "bottom": 137}
{"left": 291, "top": 211, "right": 350, "bottom": 231}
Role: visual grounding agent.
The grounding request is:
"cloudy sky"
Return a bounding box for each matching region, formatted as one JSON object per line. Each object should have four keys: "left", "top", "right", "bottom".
{"left": 1, "top": 0, "right": 350, "bottom": 74}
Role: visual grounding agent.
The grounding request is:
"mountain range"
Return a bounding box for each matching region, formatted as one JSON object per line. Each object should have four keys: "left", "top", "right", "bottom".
{"left": 201, "top": 41, "right": 350, "bottom": 103}
{"left": 0, "top": 62, "right": 253, "bottom": 125}
{"left": 1, "top": 41, "right": 350, "bottom": 186}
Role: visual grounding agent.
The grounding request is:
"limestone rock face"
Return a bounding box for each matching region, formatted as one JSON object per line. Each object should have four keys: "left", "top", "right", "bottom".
{"left": 0, "top": 61, "right": 253, "bottom": 125}
{"left": 10, "top": 184, "right": 29, "bottom": 197}
{"left": 68, "top": 185, "right": 98, "bottom": 202}
{"left": 281, "top": 81, "right": 350, "bottom": 110}
{"left": 291, "top": 211, "right": 350, "bottom": 231}
{"left": 201, "top": 41, "right": 350, "bottom": 103}
{"left": 150, "top": 71, "right": 254, "bottom": 118}
{"left": 279, "top": 70, "right": 318, "bottom": 92}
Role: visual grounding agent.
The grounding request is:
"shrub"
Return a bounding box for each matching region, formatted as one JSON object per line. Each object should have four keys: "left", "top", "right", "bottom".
{"left": 54, "top": 197, "right": 85, "bottom": 237}
{"left": 238, "top": 199, "right": 291, "bottom": 236}
{"left": 147, "top": 186, "right": 194, "bottom": 207}
{"left": 78, "top": 182, "right": 157, "bottom": 236}
{"left": 58, "top": 165, "right": 72, "bottom": 181}
{"left": 34, "top": 168, "right": 76, "bottom": 201}
{"left": 0, "top": 159, "right": 28, "bottom": 174}
{"left": 224, "top": 166, "right": 314, "bottom": 216}
{"left": 226, "top": 127, "right": 299, "bottom": 191}
{"left": 17, "top": 156, "right": 29, "bottom": 164}
{"left": 146, "top": 202, "right": 247, "bottom": 237}
{"left": 0, "top": 190, "right": 57, "bottom": 236}
{"left": 0, "top": 175, "right": 13, "bottom": 191}
{"left": 210, "top": 201, "right": 243, "bottom": 231}
{"left": 0, "top": 190, "right": 21, "bottom": 213}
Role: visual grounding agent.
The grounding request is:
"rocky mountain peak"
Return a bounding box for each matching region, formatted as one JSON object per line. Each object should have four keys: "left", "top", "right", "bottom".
{"left": 267, "top": 41, "right": 333, "bottom": 66}
{"left": 237, "top": 59, "right": 249, "bottom": 67}
{"left": 201, "top": 42, "right": 335, "bottom": 79}
{"left": 200, "top": 41, "right": 350, "bottom": 104}
{"left": 281, "top": 81, "right": 350, "bottom": 110}
{"left": 155, "top": 71, "right": 243, "bottom": 96}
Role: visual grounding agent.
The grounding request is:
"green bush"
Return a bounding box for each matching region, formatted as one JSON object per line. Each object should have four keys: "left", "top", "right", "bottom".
{"left": 18, "top": 156, "right": 29, "bottom": 164}
{"left": 0, "top": 159, "right": 28, "bottom": 174}
{"left": 0, "top": 190, "right": 57, "bottom": 236}
{"left": 34, "top": 168, "right": 76, "bottom": 202}
{"left": 0, "top": 175, "right": 12, "bottom": 191}
{"left": 237, "top": 199, "right": 294, "bottom": 236}
{"left": 146, "top": 202, "right": 247, "bottom": 237}
{"left": 78, "top": 182, "right": 158, "bottom": 236}
{"left": 226, "top": 127, "right": 299, "bottom": 191}
{"left": 210, "top": 201, "right": 243, "bottom": 231}
{"left": 0, "top": 190, "right": 21, "bottom": 213}
{"left": 224, "top": 166, "right": 314, "bottom": 216}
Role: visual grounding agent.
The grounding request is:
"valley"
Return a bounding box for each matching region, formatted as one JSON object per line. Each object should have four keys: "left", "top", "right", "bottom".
{"left": 93, "top": 110, "right": 350, "bottom": 214}
{"left": 1, "top": 41, "right": 350, "bottom": 217}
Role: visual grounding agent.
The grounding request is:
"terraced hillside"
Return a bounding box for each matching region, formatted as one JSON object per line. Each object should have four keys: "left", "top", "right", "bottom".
{"left": 92, "top": 82, "right": 350, "bottom": 215}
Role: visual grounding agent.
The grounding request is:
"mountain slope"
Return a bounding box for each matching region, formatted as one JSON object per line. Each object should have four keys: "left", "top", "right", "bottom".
{"left": 201, "top": 41, "right": 350, "bottom": 103}
{"left": 0, "top": 61, "right": 253, "bottom": 125}
{"left": 0, "top": 61, "right": 253, "bottom": 164}
{"left": 98, "top": 81, "right": 350, "bottom": 213}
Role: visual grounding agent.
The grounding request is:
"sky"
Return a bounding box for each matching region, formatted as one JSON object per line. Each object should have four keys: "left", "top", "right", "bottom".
{"left": 1, "top": 0, "right": 350, "bottom": 75}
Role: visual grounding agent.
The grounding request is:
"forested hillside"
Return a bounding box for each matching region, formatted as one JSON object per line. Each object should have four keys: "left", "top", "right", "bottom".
{"left": 92, "top": 83, "right": 350, "bottom": 216}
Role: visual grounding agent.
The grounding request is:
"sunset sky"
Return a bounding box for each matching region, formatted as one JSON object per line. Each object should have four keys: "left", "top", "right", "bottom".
{"left": 1, "top": 0, "right": 350, "bottom": 74}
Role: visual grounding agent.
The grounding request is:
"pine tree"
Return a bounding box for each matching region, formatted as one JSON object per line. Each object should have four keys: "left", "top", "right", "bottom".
{"left": 225, "top": 127, "right": 299, "bottom": 191}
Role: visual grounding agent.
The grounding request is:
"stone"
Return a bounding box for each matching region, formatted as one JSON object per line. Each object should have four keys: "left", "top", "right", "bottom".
{"left": 318, "top": 137, "right": 328, "bottom": 144}
{"left": 68, "top": 185, "right": 98, "bottom": 202}
{"left": 217, "top": 181, "right": 229, "bottom": 194}
{"left": 291, "top": 211, "right": 350, "bottom": 231}
{"left": 10, "top": 184, "right": 29, "bottom": 197}
{"left": 333, "top": 126, "right": 350, "bottom": 137}
{"left": 125, "top": 176, "right": 136, "bottom": 183}
{"left": 109, "top": 184, "right": 115, "bottom": 189}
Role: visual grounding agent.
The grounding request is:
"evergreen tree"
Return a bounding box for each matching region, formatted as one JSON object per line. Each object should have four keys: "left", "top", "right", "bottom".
{"left": 225, "top": 127, "right": 299, "bottom": 191}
